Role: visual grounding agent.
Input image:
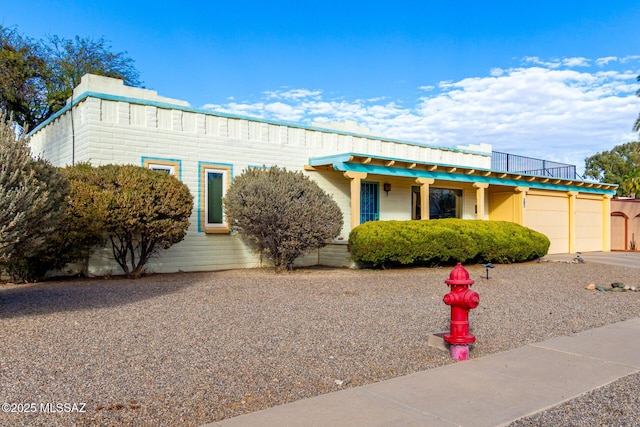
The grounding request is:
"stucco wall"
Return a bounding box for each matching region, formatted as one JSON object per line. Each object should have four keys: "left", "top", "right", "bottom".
{"left": 611, "top": 198, "right": 640, "bottom": 251}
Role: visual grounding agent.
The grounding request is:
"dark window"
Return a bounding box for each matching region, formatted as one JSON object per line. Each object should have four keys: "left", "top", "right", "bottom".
{"left": 206, "top": 171, "right": 224, "bottom": 225}
{"left": 411, "top": 185, "right": 421, "bottom": 219}
{"left": 200, "top": 164, "right": 231, "bottom": 233}
{"left": 429, "top": 188, "right": 462, "bottom": 219}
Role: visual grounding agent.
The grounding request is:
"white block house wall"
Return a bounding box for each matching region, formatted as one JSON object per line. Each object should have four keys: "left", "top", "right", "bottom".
{"left": 29, "top": 74, "right": 495, "bottom": 275}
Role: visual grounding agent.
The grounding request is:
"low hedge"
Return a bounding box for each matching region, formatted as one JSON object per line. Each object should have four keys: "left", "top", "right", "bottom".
{"left": 348, "top": 219, "right": 550, "bottom": 267}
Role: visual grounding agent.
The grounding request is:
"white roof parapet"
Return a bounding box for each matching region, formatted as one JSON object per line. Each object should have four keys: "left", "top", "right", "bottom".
{"left": 311, "top": 120, "right": 386, "bottom": 138}
{"left": 456, "top": 143, "right": 492, "bottom": 154}
{"left": 70, "top": 73, "right": 190, "bottom": 107}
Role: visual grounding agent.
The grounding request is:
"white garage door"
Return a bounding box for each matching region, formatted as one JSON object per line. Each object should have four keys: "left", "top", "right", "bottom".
{"left": 525, "top": 193, "right": 569, "bottom": 254}
{"left": 575, "top": 196, "right": 603, "bottom": 252}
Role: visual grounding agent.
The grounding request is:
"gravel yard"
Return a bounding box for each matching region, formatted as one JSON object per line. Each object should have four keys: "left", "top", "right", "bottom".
{"left": 1, "top": 261, "right": 639, "bottom": 426}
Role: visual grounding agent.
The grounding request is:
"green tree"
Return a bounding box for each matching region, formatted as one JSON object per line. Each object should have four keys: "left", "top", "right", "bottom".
{"left": 584, "top": 141, "right": 640, "bottom": 197}
{"left": 41, "top": 34, "right": 141, "bottom": 117}
{"left": 224, "top": 166, "right": 343, "bottom": 272}
{"left": 0, "top": 26, "right": 48, "bottom": 132}
{"left": 61, "top": 163, "right": 109, "bottom": 275}
{"left": 0, "top": 24, "right": 141, "bottom": 131}
{"left": 635, "top": 74, "right": 640, "bottom": 133}
{"left": 86, "top": 164, "right": 193, "bottom": 279}
{"left": 4, "top": 159, "right": 72, "bottom": 282}
{"left": 17, "top": 164, "right": 110, "bottom": 281}
{"left": 0, "top": 110, "right": 69, "bottom": 280}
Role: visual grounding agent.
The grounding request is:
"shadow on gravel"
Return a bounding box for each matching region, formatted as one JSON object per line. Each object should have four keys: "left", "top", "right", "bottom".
{"left": 0, "top": 273, "right": 198, "bottom": 319}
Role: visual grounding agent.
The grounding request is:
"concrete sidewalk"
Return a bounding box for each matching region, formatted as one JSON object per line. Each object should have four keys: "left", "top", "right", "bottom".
{"left": 206, "top": 317, "right": 640, "bottom": 427}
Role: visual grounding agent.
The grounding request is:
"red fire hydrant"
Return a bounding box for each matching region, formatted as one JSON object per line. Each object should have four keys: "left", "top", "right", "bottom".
{"left": 443, "top": 262, "right": 479, "bottom": 361}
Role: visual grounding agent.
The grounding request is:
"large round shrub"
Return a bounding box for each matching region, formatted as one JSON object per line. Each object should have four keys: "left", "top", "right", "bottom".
{"left": 0, "top": 111, "right": 70, "bottom": 282}
{"left": 74, "top": 164, "right": 193, "bottom": 278}
{"left": 224, "top": 166, "right": 343, "bottom": 272}
{"left": 349, "top": 219, "right": 550, "bottom": 267}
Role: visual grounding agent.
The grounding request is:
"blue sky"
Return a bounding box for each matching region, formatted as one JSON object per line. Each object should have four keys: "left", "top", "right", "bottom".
{"left": 3, "top": 1, "right": 640, "bottom": 173}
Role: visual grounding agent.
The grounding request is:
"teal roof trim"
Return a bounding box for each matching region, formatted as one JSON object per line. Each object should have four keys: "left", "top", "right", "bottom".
{"left": 320, "top": 159, "right": 615, "bottom": 196}
{"left": 28, "top": 91, "right": 490, "bottom": 157}
{"left": 309, "top": 152, "right": 493, "bottom": 173}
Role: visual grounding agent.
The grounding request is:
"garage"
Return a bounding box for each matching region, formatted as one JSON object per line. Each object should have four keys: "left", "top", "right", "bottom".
{"left": 575, "top": 195, "right": 604, "bottom": 252}
{"left": 525, "top": 190, "right": 570, "bottom": 254}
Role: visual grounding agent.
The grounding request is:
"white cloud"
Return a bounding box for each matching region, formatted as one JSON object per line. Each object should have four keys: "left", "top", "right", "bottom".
{"left": 202, "top": 57, "right": 640, "bottom": 174}
{"left": 411, "top": 65, "right": 639, "bottom": 169}
{"left": 562, "top": 57, "right": 590, "bottom": 67}
{"left": 263, "top": 88, "right": 323, "bottom": 100}
{"left": 263, "top": 102, "right": 305, "bottom": 121}
{"left": 522, "top": 56, "right": 561, "bottom": 68}
{"left": 620, "top": 55, "right": 640, "bottom": 63}
{"left": 366, "top": 96, "right": 388, "bottom": 102}
{"left": 596, "top": 56, "right": 618, "bottom": 66}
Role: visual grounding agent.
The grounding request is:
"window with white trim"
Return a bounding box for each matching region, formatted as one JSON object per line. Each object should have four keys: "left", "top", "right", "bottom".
{"left": 200, "top": 164, "right": 231, "bottom": 233}
{"left": 143, "top": 158, "right": 180, "bottom": 178}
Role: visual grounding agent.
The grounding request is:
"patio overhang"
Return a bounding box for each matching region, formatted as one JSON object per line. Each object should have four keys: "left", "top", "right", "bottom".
{"left": 307, "top": 152, "right": 617, "bottom": 195}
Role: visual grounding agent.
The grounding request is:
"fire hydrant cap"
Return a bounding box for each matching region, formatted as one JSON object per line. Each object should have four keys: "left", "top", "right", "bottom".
{"left": 445, "top": 262, "right": 474, "bottom": 286}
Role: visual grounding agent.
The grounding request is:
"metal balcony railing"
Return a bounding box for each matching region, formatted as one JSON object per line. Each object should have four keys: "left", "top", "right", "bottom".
{"left": 491, "top": 151, "right": 578, "bottom": 179}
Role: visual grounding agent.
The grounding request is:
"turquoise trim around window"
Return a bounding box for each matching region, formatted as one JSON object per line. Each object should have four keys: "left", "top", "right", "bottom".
{"left": 197, "top": 161, "right": 234, "bottom": 233}
{"left": 141, "top": 156, "right": 183, "bottom": 180}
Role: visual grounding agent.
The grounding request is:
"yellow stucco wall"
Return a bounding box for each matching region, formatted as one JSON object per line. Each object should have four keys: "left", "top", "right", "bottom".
{"left": 489, "top": 192, "right": 517, "bottom": 222}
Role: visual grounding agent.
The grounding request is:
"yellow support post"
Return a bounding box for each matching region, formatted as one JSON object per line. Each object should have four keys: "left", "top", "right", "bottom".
{"left": 514, "top": 187, "right": 529, "bottom": 225}
{"left": 567, "top": 191, "right": 578, "bottom": 254}
{"left": 473, "top": 182, "right": 489, "bottom": 220}
{"left": 603, "top": 194, "right": 612, "bottom": 251}
{"left": 415, "top": 178, "right": 435, "bottom": 220}
{"left": 344, "top": 171, "right": 368, "bottom": 230}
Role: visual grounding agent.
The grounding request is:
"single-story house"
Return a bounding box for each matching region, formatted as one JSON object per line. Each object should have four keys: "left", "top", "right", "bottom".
{"left": 28, "top": 74, "right": 617, "bottom": 275}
